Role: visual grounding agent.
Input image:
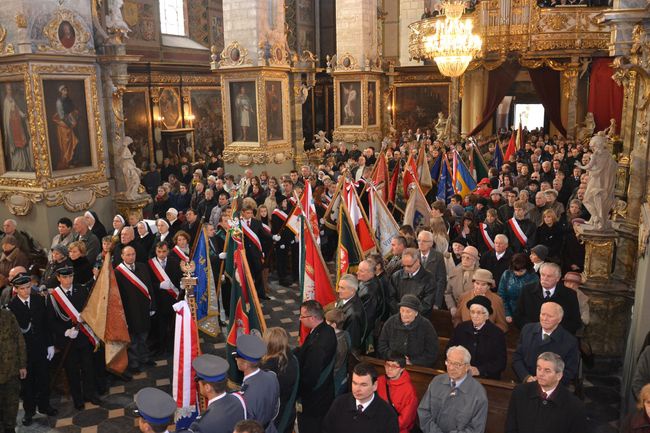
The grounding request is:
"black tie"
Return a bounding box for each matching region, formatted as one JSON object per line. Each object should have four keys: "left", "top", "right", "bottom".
{"left": 544, "top": 290, "right": 551, "bottom": 299}
{"left": 24, "top": 300, "right": 29, "bottom": 309}
{"left": 357, "top": 404, "right": 363, "bottom": 414}
{"left": 65, "top": 290, "right": 71, "bottom": 298}
{"left": 543, "top": 333, "right": 550, "bottom": 342}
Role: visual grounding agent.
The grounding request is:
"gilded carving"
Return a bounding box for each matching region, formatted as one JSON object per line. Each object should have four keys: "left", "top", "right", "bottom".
{"left": 43, "top": 183, "right": 110, "bottom": 212}
{"left": 38, "top": 9, "right": 93, "bottom": 55}
{"left": 0, "top": 25, "right": 12, "bottom": 56}
{"left": 540, "top": 14, "right": 570, "bottom": 32}
{"left": 335, "top": 53, "right": 359, "bottom": 72}
{"left": 219, "top": 41, "right": 251, "bottom": 68}
{"left": 15, "top": 14, "right": 28, "bottom": 29}
{"left": 0, "top": 192, "right": 43, "bottom": 216}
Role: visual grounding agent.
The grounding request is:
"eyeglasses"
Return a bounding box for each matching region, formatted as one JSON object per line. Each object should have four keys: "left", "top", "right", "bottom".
{"left": 417, "top": 239, "right": 433, "bottom": 243}
{"left": 299, "top": 315, "right": 313, "bottom": 320}
{"left": 445, "top": 360, "right": 467, "bottom": 368}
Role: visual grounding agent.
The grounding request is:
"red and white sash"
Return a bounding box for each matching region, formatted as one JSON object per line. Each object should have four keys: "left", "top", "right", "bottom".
{"left": 51, "top": 288, "right": 100, "bottom": 347}
{"left": 262, "top": 223, "right": 271, "bottom": 236}
{"left": 479, "top": 223, "right": 495, "bottom": 250}
{"left": 272, "top": 208, "right": 288, "bottom": 221}
{"left": 242, "top": 222, "right": 262, "bottom": 252}
{"left": 508, "top": 218, "right": 528, "bottom": 246}
{"left": 116, "top": 263, "right": 151, "bottom": 300}
{"left": 172, "top": 246, "right": 190, "bottom": 262}
{"left": 148, "top": 258, "right": 179, "bottom": 299}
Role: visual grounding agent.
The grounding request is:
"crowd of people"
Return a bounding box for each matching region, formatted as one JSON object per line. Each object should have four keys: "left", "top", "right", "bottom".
{"left": 0, "top": 125, "right": 647, "bottom": 433}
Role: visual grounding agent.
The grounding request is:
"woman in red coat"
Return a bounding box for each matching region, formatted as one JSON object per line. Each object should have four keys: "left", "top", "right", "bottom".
{"left": 621, "top": 383, "right": 650, "bottom": 433}
{"left": 376, "top": 353, "right": 419, "bottom": 433}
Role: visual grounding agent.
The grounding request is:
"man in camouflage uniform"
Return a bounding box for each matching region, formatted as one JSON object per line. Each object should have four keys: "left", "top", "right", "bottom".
{"left": 0, "top": 306, "right": 27, "bottom": 433}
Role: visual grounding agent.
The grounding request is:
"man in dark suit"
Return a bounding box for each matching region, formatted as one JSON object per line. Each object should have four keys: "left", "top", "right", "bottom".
{"left": 356, "top": 260, "right": 384, "bottom": 345}
{"left": 148, "top": 242, "right": 181, "bottom": 355}
{"left": 479, "top": 233, "right": 513, "bottom": 288}
{"left": 114, "top": 246, "right": 155, "bottom": 373}
{"left": 322, "top": 363, "right": 399, "bottom": 433}
{"left": 46, "top": 266, "right": 100, "bottom": 410}
{"left": 72, "top": 216, "right": 100, "bottom": 265}
{"left": 416, "top": 230, "right": 446, "bottom": 308}
{"left": 295, "top": 300, "right": 337, "bottom": 433}
{"left": 240, "top": 204, "right": 270, "bottom": 300}
{"left": 112, "top": 226, "right": 147, "bottom": 266}
{"left": 388, "top": 248, "right": 436, "bottom": 315}
{"left": 180, "top": 208, "right": 201, "bottom": 244}
{"left": 514, "top": 262, "right": 582, "bottom": 334}
{"left": 8, "top": 274, "right": 57, "bottom": 424}
{"left": 512, "top": 302, "right": 580, "bottom": 385}
{"left": 506, "top": 352, "right": 587, "bottom": 432}
{"left": 335, "top": 274, "right": 367, "bottom": 352}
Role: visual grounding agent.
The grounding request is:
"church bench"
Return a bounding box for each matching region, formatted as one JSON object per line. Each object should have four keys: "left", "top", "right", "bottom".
{"left": 429, "top": 308, "right": 521, "bottom": 349}
{"left": 436, "top": 336, "right": 518, "bottom": 383}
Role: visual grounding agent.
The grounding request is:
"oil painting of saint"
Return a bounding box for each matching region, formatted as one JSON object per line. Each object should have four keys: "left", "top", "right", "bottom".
{"left": 0, "top": 82, "right": 33, "bottom": 173}
{"left": 229, "top": 81, "right": 258, "bottom": 142}
{"left": 159, "top": 88, "right": 181, "bottom": 129}
{"left": 58, "top": 21, "right": 76, "bottom": 49}
{"left": 368, "top": 81, "right": 377, "bottom": 126}
{"left": 265, "top": 81, "right": 283, "bottom": 141}
{"left": 340, "top": 82, "right": 361, "bottom": 126}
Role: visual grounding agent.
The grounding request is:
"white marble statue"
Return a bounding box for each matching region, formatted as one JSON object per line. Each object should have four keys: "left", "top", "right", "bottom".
{"left": 575, "top": 132, "right": 618, "bottom": 230}
{"left": 577, "top": 112, "right": 596, "bottom": 141}
{"left": 435, "top": 112, "right": 447, "bottom": 139}
{"left": 106, "top": 0, "right": 130, "bottom": 33}
{"left": 602, "top": 118, "right": 617, "bottom": 140}
{"left": 119, "top": 136, "right": 143, "bottom": 200}
{"left": 314, "top": 130, "right": 330, "bottom": 149}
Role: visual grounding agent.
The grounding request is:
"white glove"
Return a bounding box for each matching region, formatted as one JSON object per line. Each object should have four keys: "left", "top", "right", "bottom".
{"left": 149, "top": 310, "right": 156, "bottom": 316}
{"left": 221, "top": 275, "right": 226, "bottom": 282}
{"left": 280, "top": 244, "right": 286, "bottom": 250}
{"left": 272, "top": 235, "right": 281, "bottom": 242}
{"left": 320, "top": 230, "right": 325, "bottom": 235}
{"left": 47, "top": 346, "right": 55, "bottom": 361}
{"left": 160, "top": 280, "right": 172, "bottom": 290}
{"left": 320, "top": 218, "right": 325, "bottom": 224}
{"left": 218, "top": 252, "right": 227, "bottom": 259}
{"left": 65, "top": 328, "right": 79, "bottom": 339}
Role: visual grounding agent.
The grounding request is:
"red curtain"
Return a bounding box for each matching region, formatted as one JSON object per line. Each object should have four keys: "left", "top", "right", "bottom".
{"left": 528, "top": 67, "right": 567, "bottom": 137}
{"left": 587, "top": 58, "right": 623, "bottom": 132}
{"left": 468, "top": 61, "right": 520, "bottom": 137}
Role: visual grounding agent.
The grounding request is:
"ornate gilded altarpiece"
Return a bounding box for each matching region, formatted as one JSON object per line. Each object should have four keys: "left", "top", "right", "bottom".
{"left": 0, "top": 62, "right": 108, "bottom": 215}
{"left": 220, "top": 69, "right": 292, "bottom": 166}
{"left": 333, "top": 73, "right": 382, "bottom": 143}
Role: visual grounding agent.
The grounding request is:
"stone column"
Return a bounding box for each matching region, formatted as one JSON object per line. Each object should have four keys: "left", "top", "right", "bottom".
{"left": 461, "top": 68, "right": 487, "bottom": 134}
{"left": 332, "top": 0, "right": 383, "bottom": 146}
{"left": 217, "top": 0, "right": 296, "bottom": 176}
{"left": 561, "top": 58, "right": 580, "bottom": 138}
{"left": 398, "top": 0, "right": 424, "bottom": 67}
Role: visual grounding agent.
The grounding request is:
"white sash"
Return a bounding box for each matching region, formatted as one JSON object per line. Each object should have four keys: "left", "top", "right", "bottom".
{"left": 479, "top": 223, "right": 495, "bottom": 250}
{"left": 148, "top": 258, "right": 179, "bottom": 299}
{"left": 172, "top": 246, "right": 190, "bottom": 262}
{"left": 116, "top": 263, "right": 151, "bottom": 300}
{"left": 242, "top": 222, "right": 262, "bottom": 252}
{"left": 51, "top": 288, "right": 100, "bottom": 346}
{"left": 508, "top": 218, "right": 528, "bottom": 246}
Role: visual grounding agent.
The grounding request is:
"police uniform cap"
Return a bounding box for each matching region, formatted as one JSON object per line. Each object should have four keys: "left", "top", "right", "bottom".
{"left": 234, "top": 334, "right": 267, "bottom": 362}
{"left": 56, "top": 266, "right": 74, "bottom": 276}
{"left": 10, "top": 273, "right": 31, "bottom": 286}
{"left": 134, "top": 387, "right": 176, "bottom": 425}
{"left": 192, "top": 354, "right": 229, "bottom": 382}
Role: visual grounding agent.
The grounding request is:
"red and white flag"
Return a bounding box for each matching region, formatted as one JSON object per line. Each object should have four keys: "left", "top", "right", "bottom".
{"left": 173, "top": 300, "right": 200, "bottom": 418}
{"left": 286, "top": 182, "right": 320, "bottom": 244}
{"left": 342, "top": 180, "right": 376, "bottom": 254}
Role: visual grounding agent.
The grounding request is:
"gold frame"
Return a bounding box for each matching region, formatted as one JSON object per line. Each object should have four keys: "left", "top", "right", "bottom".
{"left": 31, "top": 63, "right": 106, "bottom": 188}
{"left": 263, "top": 78, "right": 290, "bottom": 145}
{"left": 123, "top": 86, "right": 154, "bottom": 164}
{"left": 158, "top": 87, "right": 182, "bottom": 130}
{"left": 38, "top": 9, "right": 93, "bottom": 55}
{"left": 185, "top": 85, "right": 223, "bottom": 153}
{"left": 0, "top": 66, "right": 37, "bottom": 182}
{"left": 336, "top": 79, "right": 363, "bottom": 128}
{"left": 221, "top": 72, "right": 261, "bottom": 146}
{"left": 332, "top": 73, "right": 383, "bottom": 142}
{"left": 391, "top": 82, "right": 452, "bottom": 129}
{"left": 367, "top": 80, "right": 380, "bottom": 127}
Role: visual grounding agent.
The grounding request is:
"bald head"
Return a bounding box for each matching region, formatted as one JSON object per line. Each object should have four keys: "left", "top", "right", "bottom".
{"left": 73, "top": 216, "right": 89, "bottom": 234}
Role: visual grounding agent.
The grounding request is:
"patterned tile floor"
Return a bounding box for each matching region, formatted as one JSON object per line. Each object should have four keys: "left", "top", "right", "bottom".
{"left": 16, "top": 277, "right": 622, "bottom": 432}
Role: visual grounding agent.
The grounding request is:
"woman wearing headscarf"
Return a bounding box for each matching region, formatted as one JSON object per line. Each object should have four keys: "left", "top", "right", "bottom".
{"left": 112, "top": 214, "right": 125, "bottom": 237}
{"left": 134, "top": 221, "right": 155, "bottom": 255}
{"left": 84, "top": 211, "right": 107, "bottom": 240}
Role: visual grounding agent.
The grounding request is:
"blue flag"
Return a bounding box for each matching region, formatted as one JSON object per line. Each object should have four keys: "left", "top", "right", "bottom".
{"left": 430, "top": 154, "right": 442, "bottom": 181}
{"left": 436, "top": 159, "right": 454, "bottom": 203}
{"left": 191, "top": 226, "right": 219, "bottom": 336}
{"left": 453, "top": 151, "right": 477, "bottom": 198}
{"left": 492, "top": 142, "right": 503, "bottom": 171}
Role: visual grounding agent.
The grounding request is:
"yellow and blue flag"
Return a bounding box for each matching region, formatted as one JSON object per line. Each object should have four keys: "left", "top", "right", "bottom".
{"left": 453, "top": 151, "right": 477, "bottom": 198}
{"left": 437, "top": 158, "right": 454, "bottom": 202}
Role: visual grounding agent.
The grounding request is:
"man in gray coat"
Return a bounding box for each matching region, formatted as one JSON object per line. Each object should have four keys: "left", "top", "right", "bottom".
{"left": 236, "top": 334, "right": 280, "bottom": 433}
{"left": 418, "top": 346, "right": 488, "bottom": 433}
{"left": 189, "top": 354, "right": 246, "bottom": 433}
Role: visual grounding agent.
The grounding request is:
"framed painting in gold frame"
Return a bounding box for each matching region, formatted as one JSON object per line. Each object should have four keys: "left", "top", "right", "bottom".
{"left": 123, "top": 87, "right": 154, "bottom": 168}
{"left": 221, "top": 72, "right": 260, "bottom": 146}
{"left": 392, "top": 82, "right": 450, "bottom": 133}
{"left": 0, "top": 79, "right": 36, "bottom": 176}
{"left": 187, "top": 86, "right": 223, "bottom": 155}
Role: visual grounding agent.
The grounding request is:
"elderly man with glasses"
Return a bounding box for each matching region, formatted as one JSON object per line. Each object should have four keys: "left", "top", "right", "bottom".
{"left": 418, "top": 346, "right": 488, "bottom": 433}
{"left": 388, "top": 248, "right": 437, "bottom": 315}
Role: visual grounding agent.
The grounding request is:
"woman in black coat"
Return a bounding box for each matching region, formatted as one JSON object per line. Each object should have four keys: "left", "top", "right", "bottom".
{"left": 535, "top": 208, "right": 564, "bottom": 260}
{"left": 448, "top": 295, "right": 507, "bottom": 380}
{"left": 67, "top": 241, "right": 95, "bottom": 286}
{"left": 260, "top": 327, "right": 299, "bottom": 433}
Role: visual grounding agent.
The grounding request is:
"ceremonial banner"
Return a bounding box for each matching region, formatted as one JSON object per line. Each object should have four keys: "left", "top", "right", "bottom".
{"left": 369, "top": 186, "right": 400, "bottom": 258}
{"left": 430, "top": 154, "right": 442, "bottom": 182}
{"left": 370, "top": 151, "right": 390, "bottom": 203}
{"left": 337, "top": 202, "right": 363, "bottom": 283}
{"left": 416, "top": 142, "right": 433, "bottom": 195}
{"left": 403, "top": 182, "right": 432, "bottom": 229}
{"left": 172, "top": 300, "right": 200, "bottom": 430}
{"left": 437, "top": 158, "right": 454, "bottom": 202}
{"left": 342, "top": 181, "right": 376, "bottom": 254}
{"left": 192, "top": 227, "right": 220, "bottom": 336}
{"left": 453, "top": 151, "right": 477, "bottom": 198}
{"left": 504, "top": 121, "right": 521, "bottom": 162}
{"left": 470, "top": 143, "right": 490, "bottom": 182}
{"left": 492, "top": 140, "right": 504, "bottom": 170}
{"left": 286, "top": 182, "right": 320, "bottom": 244}
{"left": 402, "top": 155, "right": 419, "bottom": 200}
{"left": 81, "top": 255, "right": 130, "bottom": 374}
{"left": 388, "top": 160, "right": 400, "bottom": 204}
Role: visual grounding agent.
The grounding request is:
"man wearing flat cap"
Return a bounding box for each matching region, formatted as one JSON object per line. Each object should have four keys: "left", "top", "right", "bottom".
{"left": 188, "top": 354, "right": 246, "bottom": 433}
{"left": 8, "top": 273, "right": 58, "bottom": 425}
{"left": 235, "top": 334, "right": 280, "bottom": 433}
{"left": 135, "top": 387, "right": 176, "bottom": 433}
{"left": 46, "top": 266, "right": 100, "bottom": 410}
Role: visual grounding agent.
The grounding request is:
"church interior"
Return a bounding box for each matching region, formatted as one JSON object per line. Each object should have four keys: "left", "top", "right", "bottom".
{"left": 0, "top": 0, "right": 648, "bottom": 432}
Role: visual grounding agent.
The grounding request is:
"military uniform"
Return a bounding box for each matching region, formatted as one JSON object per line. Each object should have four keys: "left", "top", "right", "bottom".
{"left": 8, "top": 274, "right": 57, "bottom": 423}
{"left": 0, "top": 307, "right": 26, "bottom": 433}
{"left": 237, "top": 334, "right": 280, "bottom": 433}
{"left": 189, "top": 354, "right": 246, "bottom": 433}
{"left": 271, "top": 200, "right": 294, "bottom": 286}
{"left": 134, "top": 387, "right": 176, "bottom": 433}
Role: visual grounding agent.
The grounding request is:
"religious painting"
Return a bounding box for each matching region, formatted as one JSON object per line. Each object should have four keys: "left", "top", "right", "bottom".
{"left": 189, "top": 88, "right": 223, "bottom": 155}
{"left": 393, "top": 83, "right": 450, "bottom": 132}
{"left": 368, "top": 81, "right": 378, "bottom": 126}
{"left": 339, "top": 81, "right": 361, "bottom": 126}
{"left": 43, "top": 79, "right": 92, "bottom": 172}
{"left": 229, "top": 81, "right": 258, "bottom": 143}
{"left": 0, "top": 81, "right": 34, "bottom": 173}
{"left": 123, "top": 88, "right": 153, "bottom": 169}
{"left": 58, "top": 20, "right": 76, "bottom": 49}
{"left": 265, "top": 81, "right": 284, "bottom": 141}
{"left": 159, "top": 88, "right": 181, "bottom": 129}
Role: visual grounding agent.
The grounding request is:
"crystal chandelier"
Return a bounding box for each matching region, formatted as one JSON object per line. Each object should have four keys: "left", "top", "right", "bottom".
{"left": 410, "top": 1, "right": 482, "bottom": 77}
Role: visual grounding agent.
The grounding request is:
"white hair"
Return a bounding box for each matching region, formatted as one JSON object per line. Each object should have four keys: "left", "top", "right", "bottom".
{"left": 339, "top": 274, "right": 358, "bottom": 292}
{"left": 447, "top": 345, "right": 471, "bottom": 364}
{"left": 494, "top": 234, "right": 508, "bottom": 244}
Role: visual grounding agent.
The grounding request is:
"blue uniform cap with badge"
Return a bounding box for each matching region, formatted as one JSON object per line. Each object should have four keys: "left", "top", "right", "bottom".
{"left": 10, "top": 273, "right": 31, "bottom": 286}
{"left": 55, "top": 266, "right": 75, "bottom": 276}
{"left": 233, "top": 333, "right": 267, "bottom": 363}
{"left": 134, "top": 387, "right": 176, "bottom": 425}
{"left": 192, "top": 354, "right": 229, "bottom": 382}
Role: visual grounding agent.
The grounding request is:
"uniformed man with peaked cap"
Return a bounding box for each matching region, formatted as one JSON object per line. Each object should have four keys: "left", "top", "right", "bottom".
{"left": 187, "top": 354, "right": 246, "bottom": 433}
{"left": 235, "top": 334, "right": 280, "bottom": 433}
{"left": 134, "top": 387, "right": 176, "bottom": 433}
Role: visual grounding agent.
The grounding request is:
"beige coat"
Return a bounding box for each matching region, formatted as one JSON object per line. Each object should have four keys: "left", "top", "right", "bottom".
{"left": 444, "top": 264, "right": 476, "bottom": 310}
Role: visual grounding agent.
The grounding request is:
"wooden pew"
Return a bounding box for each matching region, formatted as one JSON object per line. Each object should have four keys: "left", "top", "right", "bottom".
{"left": 351, "top": 355, "right": 515, "bottom": 433}
{"left": 430, "top": 308, "right": 521, "bottom": 350}
{"left": 436, "top": 336, "right": 518, "bottom": 383}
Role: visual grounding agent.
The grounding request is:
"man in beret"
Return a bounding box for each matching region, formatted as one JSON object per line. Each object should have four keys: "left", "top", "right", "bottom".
{"left": 189, "top": 354, "right": 246, "bottom": 433}
{"left": 8, "top": 273, "right": 57, "bottom": 425}
{"left": 135, "top": 387, "right": 176, "bottom": 433}
{"left": 235, "top": 334, "right": 280, "bottom": 433}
